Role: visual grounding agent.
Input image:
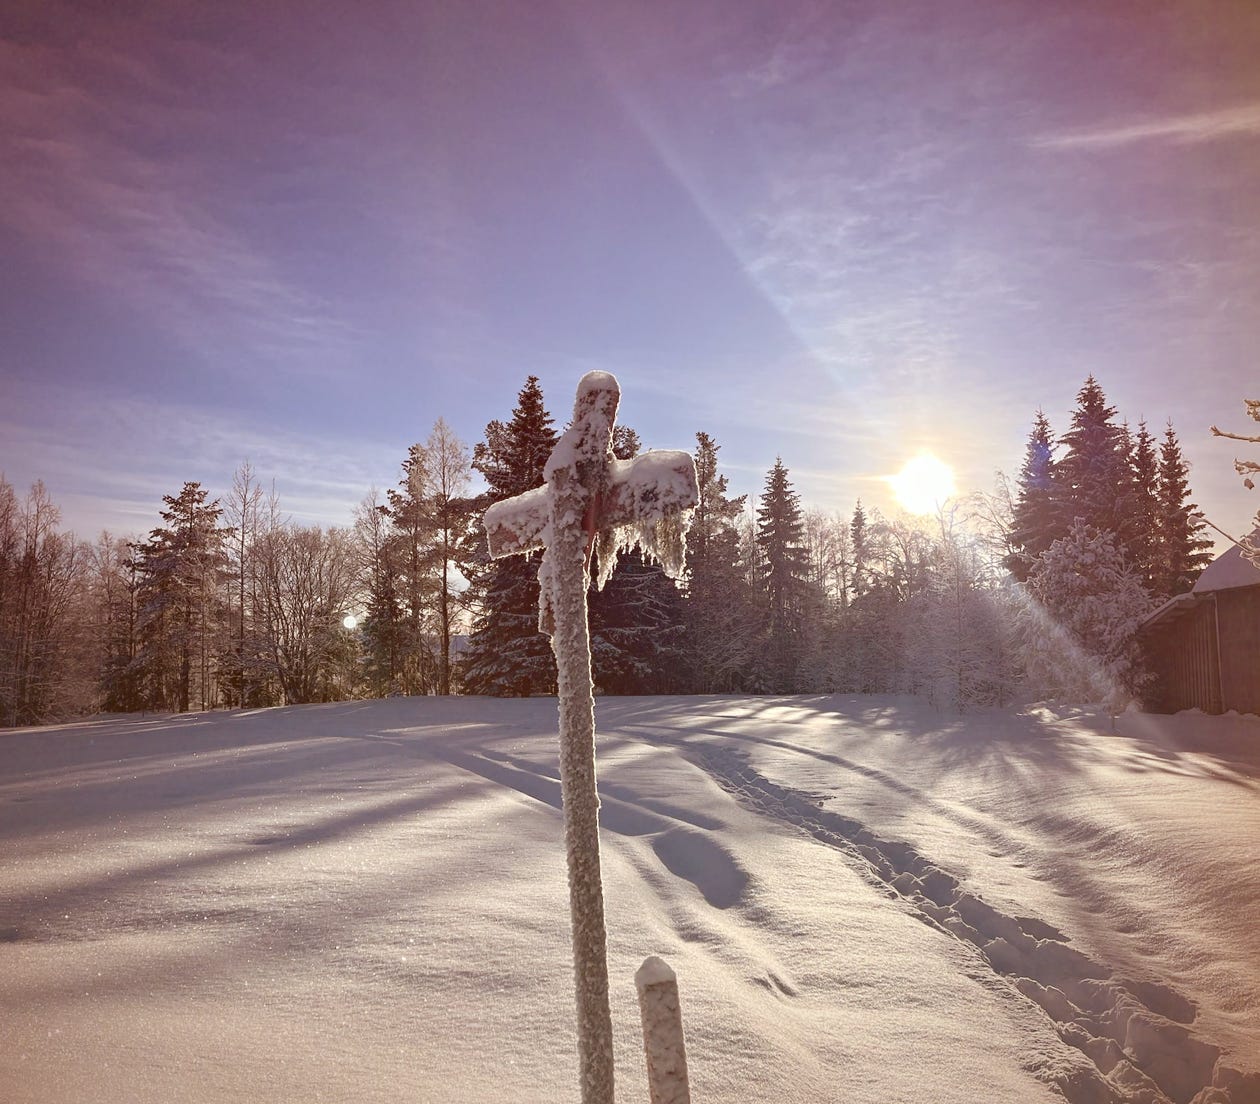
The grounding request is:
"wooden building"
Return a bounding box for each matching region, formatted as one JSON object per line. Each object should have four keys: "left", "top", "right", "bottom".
{"left": 1139, "top": 543, "right": 1260, "bottom": 715}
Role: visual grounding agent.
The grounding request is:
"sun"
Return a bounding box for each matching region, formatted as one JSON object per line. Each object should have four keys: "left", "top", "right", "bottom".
{"left": 890, "top": 452, "right": 957, "bottom": 515}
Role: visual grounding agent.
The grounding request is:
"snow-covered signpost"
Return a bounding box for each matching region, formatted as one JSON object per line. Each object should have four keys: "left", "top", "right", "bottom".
{"left": 484, "top": 371, "right": 698, "bottom": 1104}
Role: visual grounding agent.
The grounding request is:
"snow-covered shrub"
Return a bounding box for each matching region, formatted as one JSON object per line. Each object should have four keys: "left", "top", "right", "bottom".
{"left": 1022, "top": 520, "right": 1154, "bottom": 708}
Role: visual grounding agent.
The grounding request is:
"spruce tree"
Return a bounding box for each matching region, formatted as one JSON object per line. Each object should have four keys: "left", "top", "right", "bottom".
{"left": 756, "top": 458, "right": 811, "bottom": 691}
{"left": 462, "top": 377, "right": 559, "bottom": 696}
{"left": 382, "top": 445, "right": 440, "bottom": 694}
{"left": 850, "top": 500, "right": 870, "bottom": 599}
{"left": 1007, "top": 409, "right": 1060, "bottom": 582}
{"left": 134, "top": 482, "right": 233, "bottom": 712}
{"left": 1154, "top": 421, "right": 1213, "bottom": 598}
{"left": 1053, "top": 377, "right": 1134, "bottom": 543}
{"left": 588, "top": 546, "right": 687, "bottom": 693}
{"left": 1127, "top": 419, "right": 1162, "bottom": 593}
{"left": 683, "top": 432, "right": 755, "bottom": 692}
{"left": 354, "top": 488, "right": 405, "bottom": 696}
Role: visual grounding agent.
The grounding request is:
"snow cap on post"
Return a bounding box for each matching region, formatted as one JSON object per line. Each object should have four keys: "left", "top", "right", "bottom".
{"left": 542, "top": 370, "right": 622, "bottom": 488}
{"left": 634, "top": 955, "right": 677, "bottom": 990}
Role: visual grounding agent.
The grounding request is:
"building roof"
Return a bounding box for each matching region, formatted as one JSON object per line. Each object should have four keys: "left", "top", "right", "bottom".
{"left": 1139, "top": 535, "right": 1260, "bottom": 634}
{"left": 1138, "top": 590, "right": 1203, "bottom": 633}
{"left": 1192, "top": 539, "right": 1260, "bottom": 594}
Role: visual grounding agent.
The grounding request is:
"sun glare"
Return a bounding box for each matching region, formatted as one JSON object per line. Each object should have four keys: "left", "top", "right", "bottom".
{"left": 890, "top": 453, "right": 957, "bottom": 515}
{"left": 342, "top": 614, "right": 358, "bottom": 630}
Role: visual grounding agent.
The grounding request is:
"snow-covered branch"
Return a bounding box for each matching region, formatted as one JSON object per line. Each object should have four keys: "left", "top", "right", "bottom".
{"left": 1210, "top": 425, "right": 1260, "bottom": 446}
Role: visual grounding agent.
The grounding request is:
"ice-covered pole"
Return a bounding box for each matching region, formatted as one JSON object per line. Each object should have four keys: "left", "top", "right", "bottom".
{"left": 540, "top": 372, "right": 619, "bottom": 1104}
{"left": 635, "top": 956, "right": 692, "bottom": 1104}
{"left": 482, "top": 371, "right": 698, "bottom": 1104}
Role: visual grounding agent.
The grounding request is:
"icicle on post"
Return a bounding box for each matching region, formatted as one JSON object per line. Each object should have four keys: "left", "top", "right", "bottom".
{"left": 483, "top": 371, "right": 698, "bottom": 1104}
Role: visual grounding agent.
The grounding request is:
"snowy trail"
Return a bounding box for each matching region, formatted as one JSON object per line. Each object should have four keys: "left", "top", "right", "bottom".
{"left": 670, "top": 737, "right": 1217, "bottom": 1104}
{"left": 591, "top": 697, "right": 1260, "bottom": 1104}
{"left": 2, "top": 696, "right": 1258, "bottom": 1104}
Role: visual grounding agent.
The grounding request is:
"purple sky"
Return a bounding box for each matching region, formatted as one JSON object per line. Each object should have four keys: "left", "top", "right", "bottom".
{"left": 2, "top": 1, "right": 1258, "bottom": 546}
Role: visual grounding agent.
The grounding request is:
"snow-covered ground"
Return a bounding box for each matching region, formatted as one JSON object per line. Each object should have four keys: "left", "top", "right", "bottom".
{"left": 2, "top": 695, "right": 1258, "bottom": 1104}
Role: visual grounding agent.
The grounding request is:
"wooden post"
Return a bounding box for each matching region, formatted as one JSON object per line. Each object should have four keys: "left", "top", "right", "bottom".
{"left": 635, "top": 956, "right": 692, "bottom": 1104}
{"left": 544, "top": 374, "right": 618, "bottom": 1103}
{"left": 483, "top": 371, "right": 698, "bottom": 1104}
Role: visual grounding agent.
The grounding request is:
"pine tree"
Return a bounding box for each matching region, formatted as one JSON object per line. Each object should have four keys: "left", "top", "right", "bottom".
{"left": 462, "top": 377, "right": 559, "bottom": 696}
{"left": 1007, "top": 409, "right": 1058, "bottom": 581}
{"left": 1154, "top": 421, "right": 1213, "bottom": 598}
{"left": 756, "top": 458, "right": 811, "bottom": 691}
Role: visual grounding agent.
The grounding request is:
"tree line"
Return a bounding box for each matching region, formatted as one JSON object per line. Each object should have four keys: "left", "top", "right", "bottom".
{"left": 0, "top": 375, "right": 1221, "bottom": 726}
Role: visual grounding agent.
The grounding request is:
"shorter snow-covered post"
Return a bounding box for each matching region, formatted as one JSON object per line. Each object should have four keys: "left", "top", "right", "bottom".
{"left": 483, "top": 371, "right": 698, "bottom": 1104}
{"left": 635, "top": 956, "right": 692, "bottom": 1104}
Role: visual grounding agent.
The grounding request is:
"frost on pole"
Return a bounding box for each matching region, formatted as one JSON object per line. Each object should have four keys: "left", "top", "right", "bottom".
{"left": 483, "top": 370, "right": 698, "bottom": 1104}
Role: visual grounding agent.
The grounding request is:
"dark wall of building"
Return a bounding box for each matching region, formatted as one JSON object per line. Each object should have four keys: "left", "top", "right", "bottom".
{"left": 1144, "top": 599, "right": 1221, "bottom": 714}
{"left": 1217, "top": 586, "right": 1260, "bottom": 716}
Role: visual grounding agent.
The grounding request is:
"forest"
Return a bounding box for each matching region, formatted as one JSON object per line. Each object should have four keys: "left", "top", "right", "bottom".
{"left": 0, "top": 375, "right": 1242, "bottom": 728}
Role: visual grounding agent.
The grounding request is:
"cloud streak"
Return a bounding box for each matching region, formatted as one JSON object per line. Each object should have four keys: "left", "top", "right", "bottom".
{"left": 1032, "top": 102, "right": 1260, "bottom": 151}
{"left": 0, "top": 33, "right": 359, "bottom": 371}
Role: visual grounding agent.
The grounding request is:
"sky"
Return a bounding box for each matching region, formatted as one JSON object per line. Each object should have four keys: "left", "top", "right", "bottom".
{"left": 2, "top": 0, "right": 1258, "bottom": 547}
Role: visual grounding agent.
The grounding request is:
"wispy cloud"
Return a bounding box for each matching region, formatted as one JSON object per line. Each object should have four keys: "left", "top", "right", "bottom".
{"left": 1032, "top": 102, "right": 1260, "bottom": 151}
{"left": 576, "top": 3, "right": 1045, "bottom": 517}
{"left": 0, "top": 34, "right": 359, "bottom": 370}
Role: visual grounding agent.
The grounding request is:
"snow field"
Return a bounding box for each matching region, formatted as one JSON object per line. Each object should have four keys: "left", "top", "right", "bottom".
{"left": 2, "top": 696, "right": 1258, "bottom": 1103}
